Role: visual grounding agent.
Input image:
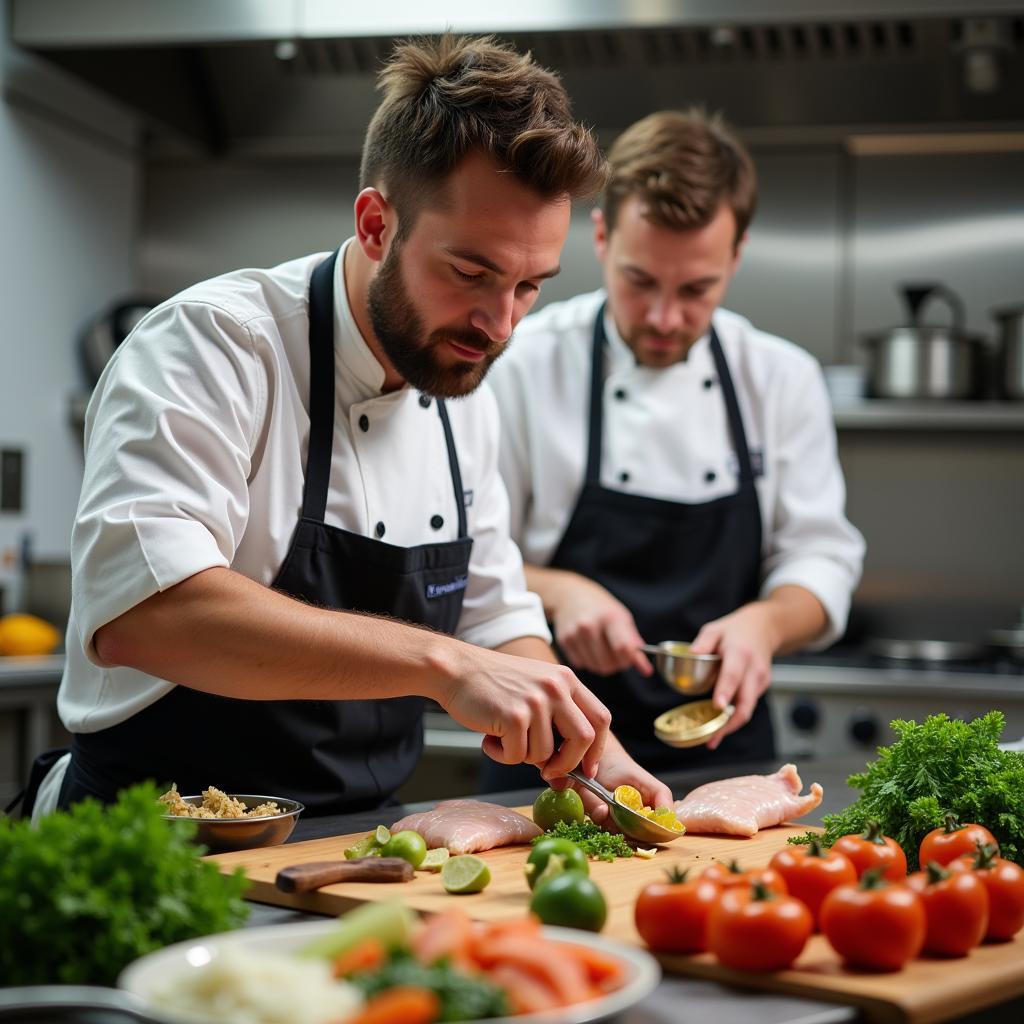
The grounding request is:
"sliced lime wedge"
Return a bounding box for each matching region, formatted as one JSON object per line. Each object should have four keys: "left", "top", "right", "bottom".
{"left": 420, "top": 847, "right": 450, "bottom": 872}
{"left": 344, "top": 833, "right": 381, "bottom": 860}
{"left": 375, "top": 825, "right": 391, "bottom": 846}
{"left": 441, "top": 854, "right": 491, "bottom": 894}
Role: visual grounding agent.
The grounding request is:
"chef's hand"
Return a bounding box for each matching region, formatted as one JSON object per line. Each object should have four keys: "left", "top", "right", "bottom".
{"left": 439, "top": 644, "right": 611, "bottom": 780}
{"left": 548, "top": 573, "right": 652, "bottom": 678}
{"left": 690, "top": 602, "right": 777, "bottom": 750}
{"left": 564, "top": 733, "right": 674, "bottom": 827}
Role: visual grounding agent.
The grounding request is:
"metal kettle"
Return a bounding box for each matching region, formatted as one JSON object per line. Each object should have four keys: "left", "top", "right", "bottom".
{"left": 861, "top": 283, "right": 986, "bottom": 400}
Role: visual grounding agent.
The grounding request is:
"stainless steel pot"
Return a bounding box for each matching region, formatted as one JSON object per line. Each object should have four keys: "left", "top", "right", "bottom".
{"left": 861, "top": 283, "right": 986, "bottom": 400}
{"left": 994, "top": 304, "right": 1024, "bottom": 400}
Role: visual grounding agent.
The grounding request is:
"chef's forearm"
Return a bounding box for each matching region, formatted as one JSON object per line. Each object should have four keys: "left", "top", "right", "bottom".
{"left": 92, "top": 566, "right": 461, "bottom": 703}
{"left": 522, "top": 563, "right": 587, "bottom": 620}
{"left": 756, "top": 584, "right": 829, "bottom": 655}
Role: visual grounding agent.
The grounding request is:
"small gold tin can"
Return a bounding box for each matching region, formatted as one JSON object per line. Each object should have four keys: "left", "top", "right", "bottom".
{"left": 654, "top": 699, "right": 734, "bottom": 748}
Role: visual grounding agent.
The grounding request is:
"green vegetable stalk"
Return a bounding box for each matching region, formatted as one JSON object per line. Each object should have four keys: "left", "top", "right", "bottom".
{"left": 0, "top": 783, "right": 250, "bottom": 986}
{"left": 792, "top": 711, "right": 1024, "bottom": 871}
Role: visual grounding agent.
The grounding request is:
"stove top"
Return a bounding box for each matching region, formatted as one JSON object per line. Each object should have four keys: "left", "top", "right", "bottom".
{"left": 777, "top": 649, "right": 1024, "bottom": 677}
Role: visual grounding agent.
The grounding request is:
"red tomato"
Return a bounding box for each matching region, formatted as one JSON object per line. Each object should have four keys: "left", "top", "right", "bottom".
{"left": 906, "top": 862, "right": 989, "bottom": 956}
{"left": 707, "top": 881, "right": 813, "bottom": 972}
{"left": 701, "top": 860, "right": 788, "bottom": 895}
{"left": 949, "top": 843, "right": 1024, "bottom": 941}
{"left": 634, "top": 867, "right": 722, "bottom": 953}
{"left": 820, "top": 870, "right": 926, "bottom": 971}
{"left": 919, "top": 815, "right": 998, "bottom": 868}
{"left": 769, "top": 839, "right": 857, "bottom": 930}
{"left": 833, "top": 821, "right": 907, "bottom": 881}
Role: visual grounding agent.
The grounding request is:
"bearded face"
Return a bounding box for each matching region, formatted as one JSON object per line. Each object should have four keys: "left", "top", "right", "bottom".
{"left": 367, "top": 241, "right": 507, "bottom": 398}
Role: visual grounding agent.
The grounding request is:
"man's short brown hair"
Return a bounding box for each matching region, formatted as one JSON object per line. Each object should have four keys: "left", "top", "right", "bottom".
{"left": 360, "top": 35, "right": 607, "bottom": 233}
{"left": 603, "top": 109, "right": 757, "bottom": 246}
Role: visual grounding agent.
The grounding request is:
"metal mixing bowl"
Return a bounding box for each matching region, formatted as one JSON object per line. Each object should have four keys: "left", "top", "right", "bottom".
{"left": 161, "top": 794, "right": 303, "bottom": 854}
{"left": 641, "top": 641, "right": 722, "bottom": 695}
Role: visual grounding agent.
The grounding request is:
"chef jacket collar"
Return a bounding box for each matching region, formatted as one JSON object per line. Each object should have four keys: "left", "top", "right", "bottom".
{"left": 333, "top": 237, "right": 395, "bottom": 403}
{"left": 601, "top": 294, "right": 713, "bottom": 374}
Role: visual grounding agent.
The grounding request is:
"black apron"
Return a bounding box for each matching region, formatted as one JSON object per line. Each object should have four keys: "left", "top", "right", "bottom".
{"left": 57, "top": 249, "right": 474, "bottom": 816}
{"left": 481, "top": 304, "right": 773, "bottom": 791}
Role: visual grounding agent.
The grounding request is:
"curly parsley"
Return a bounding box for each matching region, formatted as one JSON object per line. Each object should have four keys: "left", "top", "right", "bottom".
{"left": 533, "top": 819, "right": 634, "bottom": 861}
{"left": 791, "top": 711, "right": 1024, "bottom": 871}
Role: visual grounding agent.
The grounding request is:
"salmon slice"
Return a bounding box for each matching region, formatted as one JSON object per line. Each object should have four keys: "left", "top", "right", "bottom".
{"left": 390, "top": 799, "right": 542, "bottom": 854}
{"left": 673, "top": 763, "right": 824, "bottom": 837}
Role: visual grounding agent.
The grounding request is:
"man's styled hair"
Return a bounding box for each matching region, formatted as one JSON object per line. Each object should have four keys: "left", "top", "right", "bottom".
{"left": 603, "top": 108, "right": 757, "bottom": 247}
{"left": 360, "top": 35, "right": 607, "bottom": 232}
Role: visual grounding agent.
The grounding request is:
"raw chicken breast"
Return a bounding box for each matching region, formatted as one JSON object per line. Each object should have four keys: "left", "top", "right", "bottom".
{"left": 390, "top": 799, "right": 542, "bottom": 854}
{"left": 674, "top": 764, "right": 823, "bottom": 838}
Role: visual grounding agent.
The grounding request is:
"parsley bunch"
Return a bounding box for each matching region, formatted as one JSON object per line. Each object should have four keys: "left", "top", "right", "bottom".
{"left": 0, "top": 783, "right": 250, "bottom": 985}
{"left": 793, "top": 711, "right": 1024, "bottom": 871}
{"left": 533, "top": 819, "right": 634, "bottom": 861}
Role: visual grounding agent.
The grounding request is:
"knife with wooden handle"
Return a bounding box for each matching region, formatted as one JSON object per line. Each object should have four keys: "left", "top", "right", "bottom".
{"left": 275, "top": 856, "right": 414, "bottom": 893}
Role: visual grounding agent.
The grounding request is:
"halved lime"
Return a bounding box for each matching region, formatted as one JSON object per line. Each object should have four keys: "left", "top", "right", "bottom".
{"left": 441, "top": 854, "right": 491, "bottom": 894}
{"left": 420, "top": 848, "right": 450, "bottom": 872}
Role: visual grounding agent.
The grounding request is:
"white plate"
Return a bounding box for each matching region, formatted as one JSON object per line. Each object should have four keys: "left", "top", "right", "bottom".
{"left": 118, "top": 918, "right": 660, "bottom": 1024}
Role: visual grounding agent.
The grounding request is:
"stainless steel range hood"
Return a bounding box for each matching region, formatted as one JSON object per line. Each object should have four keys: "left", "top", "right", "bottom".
{"left": 10, "top": 0, "right": 1024, "bottom": 157}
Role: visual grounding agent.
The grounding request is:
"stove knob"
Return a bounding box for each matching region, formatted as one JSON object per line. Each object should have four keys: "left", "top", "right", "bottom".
{"left": 790, "top": 699, "right": 820, "bottom": 732}
{"left": 849, "top": 709, "right": 879, "bottom": 746}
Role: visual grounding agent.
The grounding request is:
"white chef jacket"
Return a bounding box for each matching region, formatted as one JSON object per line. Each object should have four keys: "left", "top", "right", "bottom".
{"left": 58, "top": 241, "right": 549, "bottom": 733}
{"left": 489, "top": 289, "right": 865, "bottom": 648}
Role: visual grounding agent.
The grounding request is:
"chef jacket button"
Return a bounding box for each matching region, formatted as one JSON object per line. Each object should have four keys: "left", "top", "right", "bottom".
{"left": 430, "top": 514, "right": 444, "bottom": 530}
{"left": 619, "top": 470, "right": 631, "bottom": 483}
{"left": 613, "top": 388, "right": 628, "bottom": 401}
{"left": 705, "top": 470, "right": 717, "bottom": 483}
{"left": 358, "top": 414, "right": 370, "bottom": 432}
{"left": 375, "top": 521, "right": 386, "bottom": 538}
{"left": 419, "top": 394, "right": 432, "bottom": 408}
{"left": 703, "top": 378, "right": 715, "bottom": 389}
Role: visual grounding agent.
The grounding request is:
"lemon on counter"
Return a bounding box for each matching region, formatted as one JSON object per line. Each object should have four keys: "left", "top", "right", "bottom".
{"left": 0, "top": 614, "right": 60, "bottom": 656}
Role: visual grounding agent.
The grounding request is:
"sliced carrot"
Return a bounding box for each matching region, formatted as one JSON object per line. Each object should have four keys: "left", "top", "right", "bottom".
{"left": 331, "top": 936, "right": 387, "bottom": 978}
{"left": 488, "top": 962, "right": 563, "bottom": 1014}
{"left": 413, "top": 908, "right": 475, "bottom": 970}
{"left": 476, "top": 937, "right": 591, "bottom": 1006}
{"left": 345, "top": 986, "right": 440, "bottom": 1024}
{"left": 560, "top": 942, "right": 625, "bottom": 990}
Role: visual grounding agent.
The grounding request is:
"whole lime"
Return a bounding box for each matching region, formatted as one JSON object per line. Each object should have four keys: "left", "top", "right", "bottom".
{"left": 525, "top": 837, "right": 589, "bottom": 890}
{"left": 380, "top": 830, "right": 427, "bottom": 869}
{"left": 532, "top": 787, "right": 585, "bottom": 830}
{"left": 529, "top": 871, "right": 607, "bottom": 932}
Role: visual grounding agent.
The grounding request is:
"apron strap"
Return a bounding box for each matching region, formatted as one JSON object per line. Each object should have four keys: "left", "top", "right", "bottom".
{"left": 587, "top": 303, "right": 756, "bottom": 488}
{"left": 708, "top": 329, "right": 757, "bottom": 486}
{"left": 436, "top": 399, "right": 468, "bottom": 538}
{"left": 303, "top": 249, "right": 340, "bottom": 521}
{"left": 584, "top": 303, "right": 608, "bottom": 485}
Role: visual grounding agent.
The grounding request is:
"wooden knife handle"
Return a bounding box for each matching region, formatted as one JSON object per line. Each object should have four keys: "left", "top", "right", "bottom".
{"left": 275, "top": 856, "right": 414, "bottom": 893}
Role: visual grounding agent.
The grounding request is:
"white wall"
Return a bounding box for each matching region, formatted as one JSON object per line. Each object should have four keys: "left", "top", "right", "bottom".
{"left": 0, "top": 2, "right": 139, "bottom": 609}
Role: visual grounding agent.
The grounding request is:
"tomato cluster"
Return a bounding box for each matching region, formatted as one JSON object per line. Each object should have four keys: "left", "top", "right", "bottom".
{"left": 634, "top": 819, "right": 1024, "bottom": 975}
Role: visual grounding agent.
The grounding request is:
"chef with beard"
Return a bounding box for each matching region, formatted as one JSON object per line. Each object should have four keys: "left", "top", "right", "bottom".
{"left": 25, "top": 36, "right": 671, "bottom": 820}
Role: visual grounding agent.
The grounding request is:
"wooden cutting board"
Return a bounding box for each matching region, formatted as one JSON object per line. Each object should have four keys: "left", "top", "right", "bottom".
{"left": 207, "top": 810, "right": 1024, "bottom": 1024}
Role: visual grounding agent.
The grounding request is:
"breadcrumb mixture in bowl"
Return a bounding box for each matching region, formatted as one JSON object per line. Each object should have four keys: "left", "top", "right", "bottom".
{"left": 160, "top": 784, "right": 282, "bottom": 819}
{"left": 158, "top": 785, "right": 304, "bottom": 853}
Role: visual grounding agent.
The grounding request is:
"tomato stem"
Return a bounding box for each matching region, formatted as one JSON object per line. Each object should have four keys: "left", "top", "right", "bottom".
{"left": 750, "top": 880, "right": 777, "bottom": 902}
{"left": 925, "top": 860, "right": 951, "bottom": 884}
{"left": 861, "top": 820, "right": 888, "bottom": 846}
{"left": 806, "top": 838, "right": 827, "bottom": 858}
{"left": 859, "top": 866, "right": 889, "bottom": 890}
{"left": 942, "top": 812, "right": 963, "bottom": 835}
{"left": 666, "top": 865, "right": 690, "bottom": 884}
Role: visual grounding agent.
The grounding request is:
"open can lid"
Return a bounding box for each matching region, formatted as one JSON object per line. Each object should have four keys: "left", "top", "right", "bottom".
{"left": 654, "top": 699, "right": 734, "bottom": 748}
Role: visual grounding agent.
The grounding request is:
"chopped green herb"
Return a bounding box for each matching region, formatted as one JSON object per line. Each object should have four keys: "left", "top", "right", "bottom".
{"left": 532, "top": 819, "right": 634, "bottom": 861}
{"left": 0, "top": 783, "right": 249, "bottom": 985}
{"left": 352, "top": 950, "right": 508, "bottom": 1021}
{"left": 791, "top": 711, "right": 1024, "bottom": 871}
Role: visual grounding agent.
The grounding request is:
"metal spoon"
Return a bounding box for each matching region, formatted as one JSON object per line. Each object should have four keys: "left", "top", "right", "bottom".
{"left": 566, "top": 768, "right": 682, "bottom": 845}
